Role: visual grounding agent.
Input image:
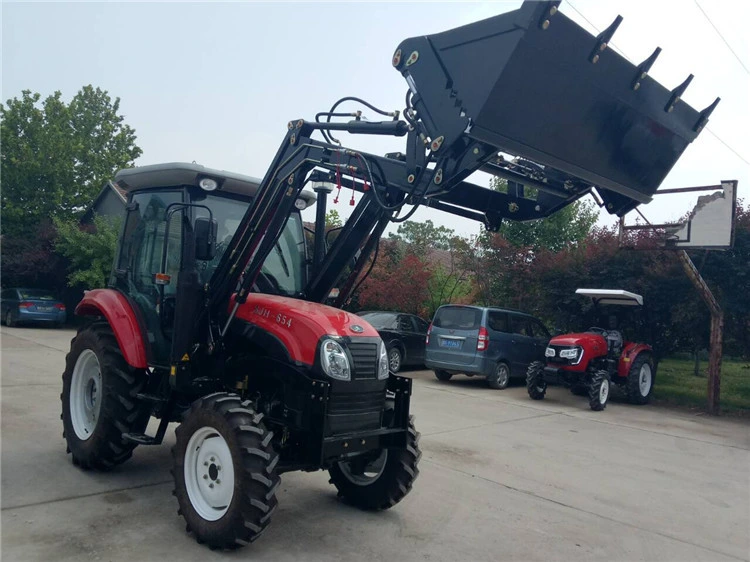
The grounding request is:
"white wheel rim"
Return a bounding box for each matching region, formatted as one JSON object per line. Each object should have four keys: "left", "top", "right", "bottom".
{"left": 599, "top": 378, "right": 609, "bottom": 404}
{"left": 389, "top": 350, "right": 400, "bottom": 372}
{"left": 338, "top": 449, "right": 388, "bottom": 486}
{"left": 184, "top": 426, "right": 235, "bottom": 521}
{"left": 638, "top": 364, "right": 652, "bottom": 396}
{"left": 70, "top": 349, "right": 103, "bottom": 441}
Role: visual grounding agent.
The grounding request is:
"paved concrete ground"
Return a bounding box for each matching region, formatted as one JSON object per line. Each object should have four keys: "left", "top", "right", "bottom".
{"left": 2, "top": 326, "right": 749, "bottom": 562}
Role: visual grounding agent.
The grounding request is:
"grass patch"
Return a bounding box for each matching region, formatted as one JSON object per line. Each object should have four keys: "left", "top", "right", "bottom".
{"left": 654, "top": 357, "right": 750, "bottom": 414}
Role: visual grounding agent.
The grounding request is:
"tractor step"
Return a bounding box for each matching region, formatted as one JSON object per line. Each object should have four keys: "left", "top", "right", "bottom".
{"left": 122, "top": 432, "right": 161, "bottom": 445}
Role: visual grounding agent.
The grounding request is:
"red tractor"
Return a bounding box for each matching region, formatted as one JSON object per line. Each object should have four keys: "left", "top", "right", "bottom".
{"left": 526, "top": 289, "right": 656, "bottom": 411}
{"left": 60, "top": 0, "right": 713, "bottom": 549}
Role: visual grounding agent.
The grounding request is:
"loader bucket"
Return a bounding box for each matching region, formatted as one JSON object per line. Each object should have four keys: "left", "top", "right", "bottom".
{"left": 394, "top": 1, "right": 716, "bottom": 208}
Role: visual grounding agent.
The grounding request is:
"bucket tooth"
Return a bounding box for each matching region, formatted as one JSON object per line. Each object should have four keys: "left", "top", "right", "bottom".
{"left": 693, "top": 97, "right": 721, "bottom": 132}
{"left": 632, "top": 47, "right": 662, "bottom": 90}
{"left": 589, "top": 15, "right": 623, "bottom": 63}
{"left": 665, "top": 74, "right": 694, "bottom": 113}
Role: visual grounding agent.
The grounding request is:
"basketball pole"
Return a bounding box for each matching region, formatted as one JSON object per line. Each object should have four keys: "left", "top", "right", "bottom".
{"left": 622, "top": 208, "right": 725, "bottom": 415}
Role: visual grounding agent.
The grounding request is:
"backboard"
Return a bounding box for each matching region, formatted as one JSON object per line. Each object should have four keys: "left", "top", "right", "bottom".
{"left": 619, "top": 180, "right": 738, "bottom": 250}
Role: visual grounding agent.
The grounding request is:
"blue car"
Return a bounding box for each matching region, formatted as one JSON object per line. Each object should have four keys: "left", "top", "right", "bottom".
{"left": 1, "top": 288, "right": 67, "bottom": 328}
{"left": 425, "top": 304, "right": 550, "bottom": 389}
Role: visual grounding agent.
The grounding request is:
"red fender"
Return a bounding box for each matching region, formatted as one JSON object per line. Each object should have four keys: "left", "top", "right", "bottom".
{"left": 618, "top": 342, "right": 653, "bottom": 378}
{"left": 75, "top": 289, "right": 149, "bottom": 369}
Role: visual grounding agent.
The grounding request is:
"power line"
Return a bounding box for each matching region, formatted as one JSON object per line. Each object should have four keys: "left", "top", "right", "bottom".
{"left": 705, "top": 128, "right": 750, "bottom": 166}
{"left": 693, "top": 0, "right": 750, "bottom": 76}
{"left": 565, "top": 0, "right": 749, "bottom": 167}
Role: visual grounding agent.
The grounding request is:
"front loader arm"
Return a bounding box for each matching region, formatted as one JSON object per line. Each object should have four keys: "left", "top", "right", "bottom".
{"left": 206, "top": 0, "right": 717, "bottom": 329}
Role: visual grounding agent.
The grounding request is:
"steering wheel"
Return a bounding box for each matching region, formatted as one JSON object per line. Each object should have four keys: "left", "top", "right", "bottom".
{"left": 253, "top": 271, "right": 283, "bottom": 294}
{"left": 586, "top": 326, "right": 608, "bottom": 336}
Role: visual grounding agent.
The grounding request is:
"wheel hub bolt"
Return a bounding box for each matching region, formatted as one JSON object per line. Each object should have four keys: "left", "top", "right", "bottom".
{"left": 216, "top": 479, "right": 221, "bottom": 484}
{"left": 203, "top": 474, "right": 208, "bottom": 479}
{"left": 209, "top": 483, "right": 214, "bottom": 489}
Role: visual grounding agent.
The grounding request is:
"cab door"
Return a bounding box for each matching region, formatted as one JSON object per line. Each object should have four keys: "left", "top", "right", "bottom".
{"left": 113, "top": 190, "right": 184, "bottom": 366}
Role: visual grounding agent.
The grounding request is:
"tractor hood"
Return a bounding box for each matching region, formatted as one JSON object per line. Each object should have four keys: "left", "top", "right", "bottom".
{"left": 549, "top": 333, "right": 606, "bottom": 348}
{"left": 232, "top": 294, "right": 379, "bottom": 366}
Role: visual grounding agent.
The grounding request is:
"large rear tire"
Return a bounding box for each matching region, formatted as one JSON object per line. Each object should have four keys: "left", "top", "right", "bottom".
{"left": 588, "top": 369, "right": 611, "bottom": 411}
{"left": 526, "top": 361, "right": 546, "bottom": 400}
{"left": 61, "top": 322, "right": 150, "bottom": 469}
{"left": 626, "top": 354, "right": 655, "bottom": 405}
{"left": 172, "top": 393, "right": 280, "bottom": 550}
{"left": 329, "top": 416, "right": 420, "bottom": 510}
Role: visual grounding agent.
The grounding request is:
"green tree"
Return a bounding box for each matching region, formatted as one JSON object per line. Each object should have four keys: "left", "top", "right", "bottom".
{"left": 490, "top": 177, "right": 599, "bottom": 251}
{"left": 325, "top": 209, "right": 342, "bottom": 229}
{"left": 54, "top": 214, "right": 121, "bottom": 289}
{"left": 1, "top": 86, "right": 142, "bottom": 236}
{"left": 388, "top": 219, "right": 455, "bottom": 252}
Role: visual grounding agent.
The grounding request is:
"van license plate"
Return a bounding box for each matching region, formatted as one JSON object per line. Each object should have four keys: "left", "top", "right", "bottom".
{"left": 440, "top": 339, "right": 462, "bottom": 349}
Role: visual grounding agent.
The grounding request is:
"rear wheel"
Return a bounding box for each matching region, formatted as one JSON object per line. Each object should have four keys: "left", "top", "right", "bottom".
{"left": 526, "top": 361, "right": 546, "bottom": 400}
{"left": 388, "top": 347, "right": 402, "bottom": 373}
{"left": 487, "top": 361, "right": 510, "bottom": 389}
{"left": 588, "top": 370, "right": 610, "bottom": 411}
{"left": 6, "top": 310, "right": 14, "bottom": 327}
{"left": 627, "top": 354, "right": 655, "bottom": 405}
{"left": 434, "top": 370, "right": 452, "bottom": 382}
{"left": 172, "top": 393, "right": 280, "bottom": 549}
{"left": 61, "top": 322, "right": 150, "bottom": 469}
{"left": 329, "top": 416, "right": 420, "bottom": 510}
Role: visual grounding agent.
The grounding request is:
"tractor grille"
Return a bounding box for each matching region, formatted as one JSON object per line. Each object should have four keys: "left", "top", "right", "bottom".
{"left": 348, "top": 341, "right": 379, "bottom": 380}
{"left": 327, "top": 390, "right": 384, "bottom": 434}
{"left": 547, "top": 345, "right": 580, "bottom": 366}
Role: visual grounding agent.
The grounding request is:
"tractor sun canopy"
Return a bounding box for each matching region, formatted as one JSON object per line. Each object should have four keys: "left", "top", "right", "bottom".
{"left": 575, "top": 289, "right": 643, "bottom": 306}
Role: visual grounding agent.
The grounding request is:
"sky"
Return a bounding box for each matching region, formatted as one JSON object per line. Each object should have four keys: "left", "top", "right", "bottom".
{"left": 2, "top": 0, "right": 748, "bottom": 240}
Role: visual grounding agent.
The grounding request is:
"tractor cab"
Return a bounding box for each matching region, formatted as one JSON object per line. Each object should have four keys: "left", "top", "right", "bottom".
{"left": 111, "top": 162, "right": 316, "bottom": 365}
{"left": 576, "top": 289, "right": 644, "bottom": 357}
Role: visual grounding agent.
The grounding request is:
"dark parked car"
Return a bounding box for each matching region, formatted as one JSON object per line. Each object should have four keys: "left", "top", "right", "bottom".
{"left": 358, "top": 311, "right": 430, "bottom": 373}
{"left": 425, "top": 305, "right": 550, "bottom": 389}
{"left": 1, "top": 288, "right": 67, "bottom": 328}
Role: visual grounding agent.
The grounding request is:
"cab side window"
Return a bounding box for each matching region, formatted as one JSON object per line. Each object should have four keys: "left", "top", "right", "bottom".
{"left": 487, "top": 311, "right": 509, "bottom": 333}
{"left": 510, "top": 315, "right": 529, "bottom": 336}
{"left": 398, "top": 316, "right": 414, "bottom": 332}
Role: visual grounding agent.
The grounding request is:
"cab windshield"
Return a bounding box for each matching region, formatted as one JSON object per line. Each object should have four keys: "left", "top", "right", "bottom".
{"left": 197, "top": 193, "right": 307, "bottom": 296}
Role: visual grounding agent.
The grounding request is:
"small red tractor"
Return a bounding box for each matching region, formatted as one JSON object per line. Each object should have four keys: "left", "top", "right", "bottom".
{"left": 60, "top": 0, "right": 713, "bottom": 549}
{"left": 526, "top": 289, "right": 656, "bottom": 411}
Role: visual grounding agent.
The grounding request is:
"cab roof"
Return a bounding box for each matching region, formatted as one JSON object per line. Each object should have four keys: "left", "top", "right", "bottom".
{"left": 113, "top": 162, "right": 316, "bottom": 207}
{"left": 575, "top": 289, "right": 643, "bottom": 306}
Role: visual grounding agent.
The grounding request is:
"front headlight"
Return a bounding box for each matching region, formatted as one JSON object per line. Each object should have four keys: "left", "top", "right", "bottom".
{"left": 320, "top": 338, "right": 351, "bottom": 380}
{"left": 559, "top": 347, "right": 583, "bottom": 364}
{"left": 377, "top": 341, "right": 389, "bottom": 380}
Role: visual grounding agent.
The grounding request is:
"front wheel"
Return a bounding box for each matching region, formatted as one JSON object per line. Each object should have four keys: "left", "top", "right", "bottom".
{"left": 61, "top": 322, "right": 150, "bottom": 469}
{"left": 329, "top": 416, "right": 421, "bottom": 510}
{"left": 172, "top": 393, "right": 280, "bottom": 549}
{"left": 388, "top": 347, "right": 403, "bottom": 374}
{"left": 526, "top": 361, "right": 546, "bottom": 400}
{"left": 588, "top": 370, "right": 611, "bottom": 411}
{"left": 627, "top": 354, "right": 655, "bottom": 405}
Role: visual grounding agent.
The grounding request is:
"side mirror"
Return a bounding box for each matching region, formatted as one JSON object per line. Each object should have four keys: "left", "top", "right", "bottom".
{"left": 195, "top": 217, "right": 217, "bottom": 261}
